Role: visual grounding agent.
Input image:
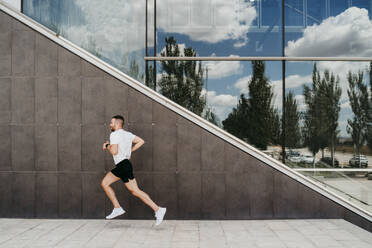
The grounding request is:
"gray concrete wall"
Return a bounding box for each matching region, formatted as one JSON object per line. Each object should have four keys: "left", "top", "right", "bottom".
{"left": 0, "top": 10, "right": 371, "bottom": 232}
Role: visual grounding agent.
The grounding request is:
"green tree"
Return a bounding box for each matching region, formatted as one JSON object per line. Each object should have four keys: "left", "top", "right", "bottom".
{"left": 303, "top": 64, "right": 325, "bottom": 162}
{"left": 367, "top": 62, "right": 372, "bottom": 151}
{"left": 347, "top": 71, "right": 369, "bottom": 157}
{"left": 303, "top": 64, "right": 342, "bottom": 167}
{"left": 128, "top": 59, "right": 144, "bottom": 82}
{"left": 203, "top": 107, "right": 220, "bottom": 127}
{"left": 246, "top": 61, "right": 277, "bottom": 149}
{"left": 318, "top": 70, "right": 342, "bottom": 167}
{"left": 223, "top": 94, "right": 249, "bottom": 140}
{"left": 223, "top": 61, "right": 277, "bottom": 150}
{"left": 82, "top": 36, "right": 102, "bottom": 58}
{"left": 270, "top": 108, "right": 282, "bottom": 146}
{"left": 158, "top": 37, "right": 205, "bottom": 115}
{"left": 283, "top": 91, "right": 301, "bottom": 149}
{"left": 146, "top": 63, "right": 155, "bottom": 90}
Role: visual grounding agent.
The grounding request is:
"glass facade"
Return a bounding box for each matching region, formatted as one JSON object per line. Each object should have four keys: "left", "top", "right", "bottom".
{"left": 21, "top": 0, "right": 146, "bottom": 80}
{"left": 17, "top": 0, "right": 372, "bottom": 214}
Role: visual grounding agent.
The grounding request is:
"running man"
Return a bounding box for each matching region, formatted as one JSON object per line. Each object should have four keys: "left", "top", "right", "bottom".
{"left": 101, "top": 115, "right": 166, "bottom": 226}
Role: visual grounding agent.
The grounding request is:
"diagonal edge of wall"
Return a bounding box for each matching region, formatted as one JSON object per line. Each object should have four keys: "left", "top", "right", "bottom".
{"left": 0, "top": 2, "right": 371, "bottom": 231}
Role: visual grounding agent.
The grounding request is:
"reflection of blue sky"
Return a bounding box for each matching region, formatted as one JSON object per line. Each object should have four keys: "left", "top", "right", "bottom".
{"left": 22, "top": 0, "right": 372, "bottom": 136}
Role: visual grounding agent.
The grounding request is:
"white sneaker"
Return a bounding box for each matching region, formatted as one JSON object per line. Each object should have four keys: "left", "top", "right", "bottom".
{"left": 106, "top": 207, "right": 125, "bottom": 219}
{"left": 155, "top": 207, "right": 166, "bottom": 226}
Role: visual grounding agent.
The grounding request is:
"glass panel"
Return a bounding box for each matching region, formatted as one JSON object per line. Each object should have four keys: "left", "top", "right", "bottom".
{"left": 285, "top": 0, "right": 372, "bottom": 57}
{"left": 0, "top": 0, "right": 21, "bottom": 11}
{"left": 286, "top": 60, "right": 372, "bottom": 213}
{"left": 285, "top": 60, "right": 372, "bottom": 169}
{"left": 157, "top": 0, "right": 283, "bottom": 57}
{"left": 285, "top": 0, "right": 304, "bottom": 27}
{"left": 300, "top": 170, "right": 372, "bottom": 213}
{"left": 22, "top": 0, "right": 146, "bottom": 81}
{"left": 155, "top": 56, "right": 283, "bottom": 153}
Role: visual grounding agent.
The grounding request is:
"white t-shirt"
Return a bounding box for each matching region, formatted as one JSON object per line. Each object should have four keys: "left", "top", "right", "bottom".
{"left": 110, "top": 129, "right": 136, "bottom": 165}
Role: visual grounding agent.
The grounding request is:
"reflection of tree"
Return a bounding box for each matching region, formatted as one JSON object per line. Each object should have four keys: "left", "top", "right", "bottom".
{"left": 158, "top": 37, "right": 206, "bottom": 116}
{"left": 223, "top": 94, "right": 249, "bottom": 140}
{"left": 146, "top": 64, "right": 155, "bottom": 89}
{"left": 365, "top": 62, "right": 372, "bottom": 151}
{"left": 203, "top": 107, "right": 221, "bottom": 127}
{"left": 303, "top": 64, "right": 341, "bottom": 167}
{"left": 283, "top": 91, "right": 301, "bottom": 149}
{"left": 128, "top": 59, "right": 144, "bottom": 82}
{"left": 347, "top": 71, "right": 369, "bottom": 157}
{"left": 223, "top": 61, "right": 279, "bottom": 150}
{"left": 82, "top": 36, "right": 102, "bottom": 58}
{"left": 319, "top": 70, "right": 342, "bottom": 167}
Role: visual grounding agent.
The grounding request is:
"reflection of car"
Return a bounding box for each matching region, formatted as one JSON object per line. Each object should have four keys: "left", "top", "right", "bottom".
{"left": 349, "top": 155, "right": 368, "bottom": 168}
{"left": 301, "top": 155, "right": 315, "bottom": 164}
{"left": 287, "top": 155, "right": 301, "bottom": 163}
{"left": 320, "top": 157, "right": 339, "bottom": 167}
{"left": 285, "top": 150, "right": 301, "bottom": 163}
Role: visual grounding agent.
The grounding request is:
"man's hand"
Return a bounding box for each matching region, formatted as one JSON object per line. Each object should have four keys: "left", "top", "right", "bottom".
{"left": 102, "top": 141, "right": 110, "bottom": 151}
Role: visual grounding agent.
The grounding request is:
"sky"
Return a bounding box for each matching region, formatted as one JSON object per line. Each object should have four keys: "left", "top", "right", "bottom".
{"left": 20, "top": 0, "right": 372, "bottom": 137}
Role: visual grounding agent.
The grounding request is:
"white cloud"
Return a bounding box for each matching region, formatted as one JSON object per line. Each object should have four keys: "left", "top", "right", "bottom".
{"left": 1, "top": 0, "right": 20, "bottom": 10}
{"left": 284, "top": 74, "right": 312, "bottom": 89}
{"left": 63, "top": 0, "right": 146, "bottom": 67}
{"left": 234, "top": 76, "right": 251, "bottom": 94}
{"left": 158, "top": 0, "right": 257, "bottom": 48}
{"left": 205, "top": 55, "right": 243, "bottom": 79}
{"left": 294, "top": 95, "right": 306, "bottom": 111}
{"left": 270, "top": 81, "right": 283, "bottom": 109}
{"left": 341, "top": 101, "right": 351, "bottom": 109}
{"left": 286, "top": 7, "right": 372, "bottom": 57}
{"left": 202, "top": 89, "right": 238, "bottom": 121}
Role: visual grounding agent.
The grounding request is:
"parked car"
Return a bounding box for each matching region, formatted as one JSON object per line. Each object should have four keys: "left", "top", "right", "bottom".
{"left": 301, "top": 155, "right": 315, "bottom": 164}
{"left": 285, "top": 150, "right": 301, "bottom": 163}
{"left": 285, "top": 150, "right": 300, "bottom": 158}
{"left": 349, "top": 155, "right": 368, "bottom": 168}
{"left": 287, "top": 155, "right": 302, "bottom": 163}
{"left": 320, "top": 157, "right": 339, "bottom": 167}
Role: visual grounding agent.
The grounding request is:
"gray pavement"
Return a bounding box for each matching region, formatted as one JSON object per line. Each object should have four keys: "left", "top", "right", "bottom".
{"left": 0, "top": 218, "right": 371, "bottom": 248}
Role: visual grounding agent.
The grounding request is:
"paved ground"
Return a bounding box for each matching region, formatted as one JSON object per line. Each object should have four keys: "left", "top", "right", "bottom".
{"left": 0, "top": 219, "right": 371, "bottom": 248}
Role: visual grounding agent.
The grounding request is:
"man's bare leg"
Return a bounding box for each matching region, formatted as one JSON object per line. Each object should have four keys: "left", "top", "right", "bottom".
{"left": 101, "top": 172, "right": 121, "bottom": 208}
{"left": 125, "top": 178, "right": 159, "bottom": 212}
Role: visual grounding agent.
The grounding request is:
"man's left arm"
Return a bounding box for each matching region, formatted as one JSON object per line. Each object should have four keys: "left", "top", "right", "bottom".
{"left": 131, "top": 136, "right": 145, "bottom": 152}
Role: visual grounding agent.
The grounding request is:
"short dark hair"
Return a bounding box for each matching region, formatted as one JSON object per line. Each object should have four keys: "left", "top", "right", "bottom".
{"left": 112, "top": 115, "right": 124, "bottom": 126}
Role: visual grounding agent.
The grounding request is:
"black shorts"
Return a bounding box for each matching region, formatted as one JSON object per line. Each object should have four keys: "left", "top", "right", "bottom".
{"left": 111, "top": 159, "right": 135, "bottom": 183}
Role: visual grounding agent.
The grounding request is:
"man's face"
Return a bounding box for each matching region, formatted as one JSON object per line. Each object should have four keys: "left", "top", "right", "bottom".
{"left": 110, "top": 118, "right": 116, "bottom": 131}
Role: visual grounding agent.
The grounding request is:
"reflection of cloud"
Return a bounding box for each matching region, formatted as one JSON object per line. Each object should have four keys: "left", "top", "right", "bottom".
{"left": 284, "top": 74, "right": 312, "bottom": 89}
{"left": 234, "top": 76, "right": 251, "bottom": 94}
{"left": 294, "top": 95, "right": 306, "bottom": 111}
{"left": 318, "top": 61, "right": 370, "bottom": 102}
{"left": 205, "top": 55, "right": 243, "bottom": 79}
{"left": 1, "top": 0, "right": 20, "bottom": 10}
{"left": 270, "top": 81, "right": 282, "bottom": 109}
{"left": 65, "top": 0, "right": 146, "bottom": 66}
{"left": 202, "top": 89, "right": 238, "bottom": 121}
{"left": 341, "top": 101, "right": 350, "bottom": 109}
{"left": 158, "top": 0, "right": 257, "bottom": 48}
{"left": 286, "top": 7, "right": 372, "bottom": 57}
